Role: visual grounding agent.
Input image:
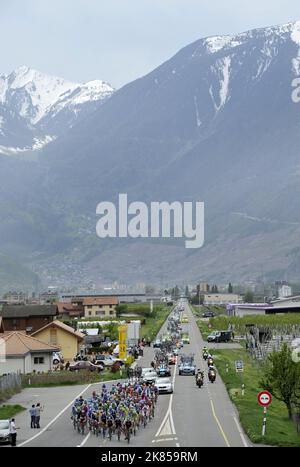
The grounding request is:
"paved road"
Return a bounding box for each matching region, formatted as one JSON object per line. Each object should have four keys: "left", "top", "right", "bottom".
{"left": 8, "top": 301, "right": 250, "bottom": 448}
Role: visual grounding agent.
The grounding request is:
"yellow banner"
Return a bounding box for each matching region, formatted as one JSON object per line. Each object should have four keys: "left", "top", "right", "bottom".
{"left": 118, "top": 325, "right": 128, "bottom": 360}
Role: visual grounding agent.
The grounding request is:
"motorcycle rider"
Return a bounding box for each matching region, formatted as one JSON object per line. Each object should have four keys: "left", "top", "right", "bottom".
{"left": 203, "top": 347, "right": 209, "bottom": 360}
{"left": 196, "top": 369, "right": 204, "bottom": 386}
{"left": 208, "top": 365, "right": 216, "bottom": 382}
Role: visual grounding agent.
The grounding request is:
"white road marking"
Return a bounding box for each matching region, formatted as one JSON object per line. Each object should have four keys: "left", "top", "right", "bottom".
{"left": 188, "top": 302, "right": 250, "bottom": 448}
{"left": 159, "top": 416, "right": 173, "bottom": 437}
{"left": 155, "top": 359, "right": 178, "bottom": 439}
{"left": 18, "top": 379, "right": 122, "bottom": 447}
{"left": 77, "top": 433, "right": 90, "bottom": 448}
{"left": 210, "top": 400, "right": 230, "bottom": 447}
{"left": 152, "top": 437, "right": 178, "bottom": 443}
{"left": 233, "top": 416, "right": 249, "bottom": 447}
{"left": 18, "top": 384, "right": 92, "bottom": 447}
{"left": 176, "top": 442, "right": 180, "bottom": 447}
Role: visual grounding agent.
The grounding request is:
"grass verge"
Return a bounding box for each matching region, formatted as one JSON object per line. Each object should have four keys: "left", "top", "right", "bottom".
{"left": 21, "top": 370, "right": 124, "bottom": 388}
{"left": 141, "top": 306, "right": 173, "bottom": 341}
{"left": 0, "top": 404, "right": 25, "bottom": 419}
{"left": 212, "top": 348, "right": 300, "bottom": 447}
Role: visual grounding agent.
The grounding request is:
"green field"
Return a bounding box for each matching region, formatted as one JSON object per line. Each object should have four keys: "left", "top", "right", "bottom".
{"left": 194, "top": 312, "right": 300, "bottom": 342}
{"left": 207, "top": 314, "right": 300, "bottom": 333}
{"left": 211, "top": 348, "right": 300, "bottom": 446}
{"left": 196, "top": 319, "right": 212, "bottom": 341}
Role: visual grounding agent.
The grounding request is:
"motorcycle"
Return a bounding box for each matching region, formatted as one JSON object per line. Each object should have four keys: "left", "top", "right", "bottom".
{"left": 208, "top": 370, "right": 216, "bottom": 383}
{"left": 207, "top": 357, "right": 214, "bottom": 367}
{"left": 196, "top": 374, "right": 204, "bottom": 388}
{"left": 203, "top": 352, "right": 209, "bottom": 361}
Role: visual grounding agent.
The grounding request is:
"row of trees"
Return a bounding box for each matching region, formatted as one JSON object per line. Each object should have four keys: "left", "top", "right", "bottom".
{"left": 165, "top": 283, "right": 257, "bottom": 303}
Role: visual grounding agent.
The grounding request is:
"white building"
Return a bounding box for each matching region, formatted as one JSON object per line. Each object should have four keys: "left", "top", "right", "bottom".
{"left": 278, "top": 285, "right": 292, "bottom": 299}
{"left": 0, "top": 332, "right": 59, "bottom": 375}
{"left": 203, "top": 293, "right": 242, "bottom": 306}
{"left": 228, "top": 295, "right": 300, "bottom": 317}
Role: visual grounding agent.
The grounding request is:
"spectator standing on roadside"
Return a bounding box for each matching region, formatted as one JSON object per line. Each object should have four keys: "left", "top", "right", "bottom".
{"left": 35, "top": 403, "right": 43, "bottom": 428}
{"left": 29, "top": 405, "right": 36, "bottom": 428}
{"left": 9, "top": 418, "right": 17, "bottom": 446}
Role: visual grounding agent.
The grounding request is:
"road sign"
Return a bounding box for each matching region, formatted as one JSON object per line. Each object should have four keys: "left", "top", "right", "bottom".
{"left": 258, "top": 391, "right": 272, "bottom": 407}
{"left": 235, "top": 360, "right": 244, "bottom": 372}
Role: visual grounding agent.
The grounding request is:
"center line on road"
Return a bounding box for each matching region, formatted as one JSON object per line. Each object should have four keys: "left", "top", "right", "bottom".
{"left": 210, "top": 400, "right": 230, "bottom": 447}
{"left": 155, "top": 359, "right": 178, "bottom": 439}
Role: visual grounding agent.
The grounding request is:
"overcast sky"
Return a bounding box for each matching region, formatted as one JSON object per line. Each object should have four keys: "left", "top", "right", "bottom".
{"left": 1, "top": 0, "right": 300, "bottom": 88}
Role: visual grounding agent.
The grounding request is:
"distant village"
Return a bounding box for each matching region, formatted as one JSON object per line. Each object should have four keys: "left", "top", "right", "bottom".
{"left": 1, "top": 279, "right": 299, "bottom": 377}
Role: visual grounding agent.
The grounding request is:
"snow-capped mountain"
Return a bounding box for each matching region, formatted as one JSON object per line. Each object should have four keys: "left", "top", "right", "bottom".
{"left": 0, "top": 66, "right": 114, "bottom": 153}
{"left": 2, "top": 21, "right": 300, "bottom": 289}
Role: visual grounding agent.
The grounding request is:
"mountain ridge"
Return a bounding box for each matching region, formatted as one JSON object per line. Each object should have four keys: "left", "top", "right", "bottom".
{"left": 0, "top": 66, "right": 114, "bottom": 152}
{"left": 2, "top": 21, "right": 300, "bottom": 288}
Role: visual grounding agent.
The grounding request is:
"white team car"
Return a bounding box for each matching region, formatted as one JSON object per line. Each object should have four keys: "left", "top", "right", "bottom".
{"left": 0, "top": 420, "right": 11, "bottom": 444}
{"left": 142, "top": 370, "right": 158, "bottom": 384}
{"left": 155, "top": 377, "right": 173, "bottom": 394}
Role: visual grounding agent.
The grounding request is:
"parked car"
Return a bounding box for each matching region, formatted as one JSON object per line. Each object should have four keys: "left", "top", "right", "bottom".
{"left": 155, "top": 377, "right": 173, "bottom": 394}
{"left": 95, "top": 355, "right": 124, "bottom": 367}
{"left": 69, "top": 361, "right": 104, "bottom": 372}
{"left": 207, "top": 331, "right": 232, "bottom": 343}
{"left": 0, "top": 420, "right": 11, "bottom": 444}
{"left": 202, "top": 311, "right": 216, "bottom": 318}
{"left": 52, "top": 352, "right": 64, "bottom": 365}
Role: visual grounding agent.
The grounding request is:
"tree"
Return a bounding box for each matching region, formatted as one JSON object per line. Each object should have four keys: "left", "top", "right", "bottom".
{"left": 260, "top": 344, "right": 299, "bottom": 419}
{"left": 104, "top": 323, "right": 119, "bottom": 341}
{"left": 244, "top": 290, "right": 254, "bottom": 303}
{"left": 228, "top": 283, "right": 233, "bottom": 294}
{"left": 115, "top": 304, "right": 127, "bottom": 317}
